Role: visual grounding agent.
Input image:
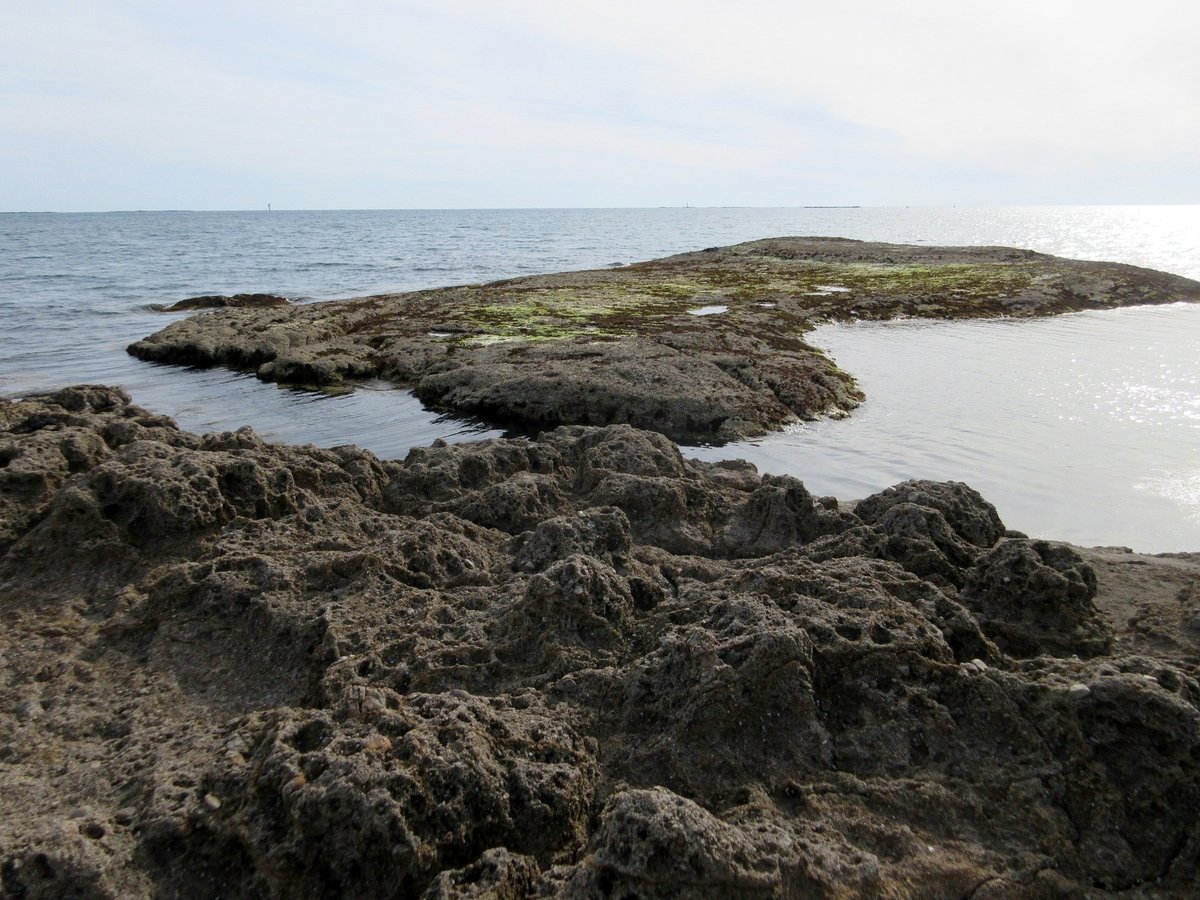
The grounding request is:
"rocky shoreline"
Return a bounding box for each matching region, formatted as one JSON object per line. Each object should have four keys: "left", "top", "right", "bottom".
{"left": 127, "top": 237, "right": 1200, "bottom": 443}
{"left": 3, "top": 385, "right": 1200, "bottom": 897}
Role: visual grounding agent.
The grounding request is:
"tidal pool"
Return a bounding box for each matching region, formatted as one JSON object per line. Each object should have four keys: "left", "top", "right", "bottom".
{"left": 685, "top": 303, "right": 1200, "bottom": 552}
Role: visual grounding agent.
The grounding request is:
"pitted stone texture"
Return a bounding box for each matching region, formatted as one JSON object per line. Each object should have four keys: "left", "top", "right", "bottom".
{"left": 960, "top": 538, "right": 1112, "bottom": 658}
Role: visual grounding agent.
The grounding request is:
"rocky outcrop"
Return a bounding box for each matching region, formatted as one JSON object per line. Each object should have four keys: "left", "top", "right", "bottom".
{"left": 150, "top": 293, "right": 291, "bottom": 312}
{"left": 3, "top": 386, "right": 1200, "bottom": 897}
{"left": 127, "top": 238, "right": 1200, "bottom": 441}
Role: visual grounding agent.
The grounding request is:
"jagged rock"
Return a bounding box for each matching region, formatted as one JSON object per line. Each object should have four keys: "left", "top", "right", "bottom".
{"left": 421, "top": 848, "right": 540, "bottom": 899}
{"left": 0, "top": 385, "right": 186, "bottom": 551}
{"left": 385, "top": 437, "right": 565, "bottom": 514}
{"left": 3, "top": 388, "right": 1200, "bottom": 897}
{"left": 129, "top": 239, "right": 1200, "bottom": 442}
{"left": 960, "top": 538, "right": 1113, "bottom": 658}
{"left": 604, "top": 596, "right": 831, "bottom": 798}
{"left": 510, "top": 507, "right": 632, "bottom": 573}
{"left": 503, "top": 554, "right": 636, "bottom": 671}
{"left": 721, "top": 474, "right": 853, "bottom": 557}
{"left": 854, "top": 479, "right": 1006, "bottom": 549}
{"left": 201, "top": 691, "right": 598, "bottom": 899}
{"left": 564, "top": 788, "right": 795, "bottom": 897}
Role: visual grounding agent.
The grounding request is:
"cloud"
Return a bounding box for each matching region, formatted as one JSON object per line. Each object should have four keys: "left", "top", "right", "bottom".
{"left": 483, "top": 0, "right": 1200, "bottom": 164}
{"left": 1, "top": 0, "right": 1195, "bottom": 208}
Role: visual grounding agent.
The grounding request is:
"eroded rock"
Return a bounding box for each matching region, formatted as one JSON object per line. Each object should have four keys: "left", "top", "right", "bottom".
{"left": 151, "top": 293, "right": 291, "bottom": 312}
{"left": 960, "top": 538, "right": 1113, "bottom": 658}
{"left": 3, "top": 387, "right": 1200, "bottom": 897}
{"left": 128, "top": 239, "right": 1200, "bottom": 441}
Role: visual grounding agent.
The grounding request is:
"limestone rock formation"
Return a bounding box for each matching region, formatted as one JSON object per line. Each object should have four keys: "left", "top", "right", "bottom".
{"left": 3, "top": 386, "right": 1200, "bottom": 897}
{"left": 128, "top": 238, "right": 1200, "bottom": 441}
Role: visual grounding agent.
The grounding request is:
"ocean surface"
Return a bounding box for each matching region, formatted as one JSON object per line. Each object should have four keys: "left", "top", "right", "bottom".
{"left": 2, "top": 206, "right": 1198, "bottom": 551}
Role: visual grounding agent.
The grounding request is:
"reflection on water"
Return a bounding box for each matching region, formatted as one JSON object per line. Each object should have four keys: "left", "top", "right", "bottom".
{"left": 122, "top": 366, "right": 507, "bottom": 457}
{"left": 684, "top": 304, "right": 1200, "bottom": 552}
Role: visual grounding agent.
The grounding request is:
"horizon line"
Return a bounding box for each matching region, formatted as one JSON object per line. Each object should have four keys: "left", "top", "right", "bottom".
{"left": 5, "top": 202, "right": 1200, "bottom": 215}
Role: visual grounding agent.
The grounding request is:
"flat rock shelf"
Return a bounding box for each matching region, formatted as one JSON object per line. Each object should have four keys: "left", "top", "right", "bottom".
{"left": 3, "top": 385, "right": 1200, "bottom": 897}
{"left": 127, "top": 237, "right": 1200, "bottom": 443}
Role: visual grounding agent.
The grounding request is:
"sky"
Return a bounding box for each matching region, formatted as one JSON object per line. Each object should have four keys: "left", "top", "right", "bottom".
{"left": 2, "top": 0, "right": 1197, "bottom": 210}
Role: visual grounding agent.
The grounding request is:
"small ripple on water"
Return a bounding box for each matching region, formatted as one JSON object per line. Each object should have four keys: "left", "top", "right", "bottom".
{"left": 686, "top": 304, "right": 1200, "bottom": 551}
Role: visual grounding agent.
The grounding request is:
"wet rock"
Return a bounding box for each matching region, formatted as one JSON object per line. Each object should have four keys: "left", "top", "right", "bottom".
{"left": 128, "top": 239, "right": 1200, "bottom": 441}
{"left": 151, "top": 293, "right": 291, "bottom": 312}
{"left": 412, "top": 335, "right": 835, "bottom": 442}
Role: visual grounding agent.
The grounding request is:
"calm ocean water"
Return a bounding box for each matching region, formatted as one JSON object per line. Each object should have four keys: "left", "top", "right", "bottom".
{"left": 2, "top": 206, "right": 1198, "bottom": 550}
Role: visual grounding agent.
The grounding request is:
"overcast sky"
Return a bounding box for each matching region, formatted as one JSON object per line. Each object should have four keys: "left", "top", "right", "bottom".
{"left": 2, "top": 0, "right": 1196, "bottom": 210}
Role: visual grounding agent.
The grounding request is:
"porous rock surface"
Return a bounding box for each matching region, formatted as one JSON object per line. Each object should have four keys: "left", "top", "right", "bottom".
{"left": 127, "top": 238, "right": 1200, "bottom": 442}
{"left": 3, "top": 386, "right": 1200, "bottom": 897}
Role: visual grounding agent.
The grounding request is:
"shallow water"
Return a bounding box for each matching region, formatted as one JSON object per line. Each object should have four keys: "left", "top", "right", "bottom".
{"left": 2, "top": 206, "right": 1199, "bottom": 549}
{"left": 685, "top": 304, "right": 1200, "bottom": 552}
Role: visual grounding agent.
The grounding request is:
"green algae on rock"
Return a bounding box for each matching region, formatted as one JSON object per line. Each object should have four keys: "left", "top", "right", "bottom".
{"left": 127, "top": 237, "right": 1200, "bottom": 442}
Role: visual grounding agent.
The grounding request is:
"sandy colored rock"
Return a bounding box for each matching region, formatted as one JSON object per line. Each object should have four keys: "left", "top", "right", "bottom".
{"left": 3, "top": 386, "right": 1200, "bottom": 897}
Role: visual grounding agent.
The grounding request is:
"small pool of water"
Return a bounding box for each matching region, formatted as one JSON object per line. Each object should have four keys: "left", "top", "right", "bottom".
{"left": 684, "top": 303, "right": 1200, "bottom": 552}
{"left": 120, "top": 364, "right": 507, "bottom": 459}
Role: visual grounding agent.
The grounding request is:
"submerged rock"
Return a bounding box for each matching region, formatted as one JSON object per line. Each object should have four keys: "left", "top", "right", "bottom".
{"left": 3, "top": 386, "right": 1200, "bottom": 897}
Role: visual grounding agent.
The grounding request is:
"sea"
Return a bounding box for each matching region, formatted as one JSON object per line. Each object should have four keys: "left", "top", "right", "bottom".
{"left": 1, "top": 206, "right": 1198, "bottom": 552}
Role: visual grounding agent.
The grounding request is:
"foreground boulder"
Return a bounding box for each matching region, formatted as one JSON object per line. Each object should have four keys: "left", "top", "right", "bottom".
{"left": 127, "top": 238, "right": 1200, "bottom": 441}
{"left": 3, "top": 386, "right": 1200, "bottom": 897}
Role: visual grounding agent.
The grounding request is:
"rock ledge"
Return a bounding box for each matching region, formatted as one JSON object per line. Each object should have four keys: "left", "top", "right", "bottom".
{"left": 128, "top": 237, "right": 1200, "bottom": 442}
